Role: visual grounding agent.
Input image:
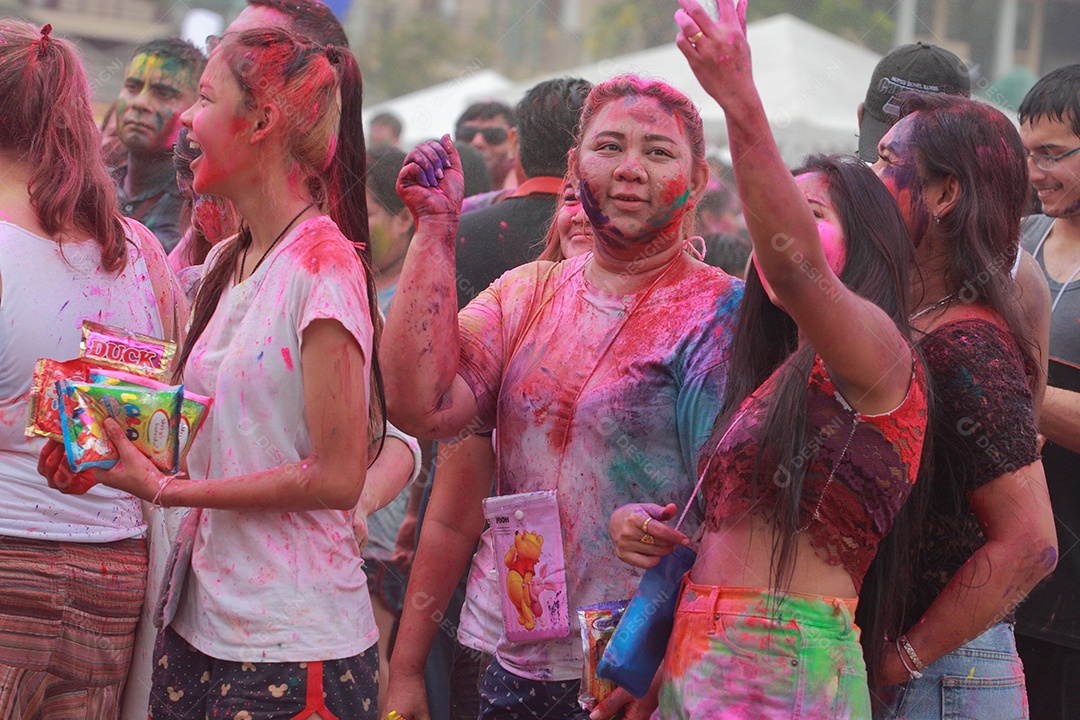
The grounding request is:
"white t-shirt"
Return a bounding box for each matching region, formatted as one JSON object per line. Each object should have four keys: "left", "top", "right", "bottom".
{"left": 0, "top": 219, "right": 171, "bottom": 541}
{"left": 171, "top": 216, "right": 378, "bottom": 662}
{"left": 457, "top": 526, "right": 502, "bottom": 655}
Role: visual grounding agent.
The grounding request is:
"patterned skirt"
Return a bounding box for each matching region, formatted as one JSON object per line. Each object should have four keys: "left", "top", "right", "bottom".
{"left": 0, "top": 537, "right": 147, "bottom": 720}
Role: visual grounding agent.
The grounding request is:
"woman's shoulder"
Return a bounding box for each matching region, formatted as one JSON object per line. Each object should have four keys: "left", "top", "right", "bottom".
{"left": 920, "top": 311, "right": 1020, "bottom": 362}
{"left": 279, "top": 216, "right": 365, "bottom": 271}
{"left": 489, "top": 253, "right": 586, "bottom": 295}
{"left": 919, "top": 311, "right": 1031, "bottom": 402}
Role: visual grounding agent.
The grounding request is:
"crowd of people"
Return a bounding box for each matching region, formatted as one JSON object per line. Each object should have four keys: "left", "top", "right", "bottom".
{"left": 0, "top": 0, "right": 1076, "bottom": 718}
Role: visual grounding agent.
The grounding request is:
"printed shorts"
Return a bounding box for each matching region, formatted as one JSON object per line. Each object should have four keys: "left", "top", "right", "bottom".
{"left": 478, "top": 656, "right": 588, "bottom": 720}
{"left": 148, "top": 626, "right": 378, "bottom": 719}
{"left": 657, "top": 578, "right": 870, "bottom": 719}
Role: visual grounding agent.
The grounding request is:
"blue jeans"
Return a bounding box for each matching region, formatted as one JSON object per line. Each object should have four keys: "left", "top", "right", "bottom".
{"left": 873, "top": 623, "right": 1028, "bottom": 720}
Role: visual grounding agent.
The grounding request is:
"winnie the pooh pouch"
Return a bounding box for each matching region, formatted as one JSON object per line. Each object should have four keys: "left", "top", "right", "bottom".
{"left": 482, "top": 490, "right": 569, "bottom": 642}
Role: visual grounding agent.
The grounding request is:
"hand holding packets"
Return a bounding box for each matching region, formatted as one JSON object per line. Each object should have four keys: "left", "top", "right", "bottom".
{"left": 29, "top": 322, "right": 212, "bottom": 492}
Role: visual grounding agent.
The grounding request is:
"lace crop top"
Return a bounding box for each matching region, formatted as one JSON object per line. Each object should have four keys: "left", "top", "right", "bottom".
{"left": 701, "top": 353, "right": 928, "bottom": 591}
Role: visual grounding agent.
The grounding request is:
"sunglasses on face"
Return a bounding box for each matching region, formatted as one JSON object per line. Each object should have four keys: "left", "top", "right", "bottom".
{"left": 455, "top": 125, "right": 508, "bottom": 145}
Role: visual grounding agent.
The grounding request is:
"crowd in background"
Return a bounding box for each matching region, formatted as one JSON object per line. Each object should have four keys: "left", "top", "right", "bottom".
{"left": 0, "top": 0, "right": 1078, "bottom": 719}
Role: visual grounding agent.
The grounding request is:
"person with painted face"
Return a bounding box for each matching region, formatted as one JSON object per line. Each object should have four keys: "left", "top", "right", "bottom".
{"left": 0, "top": 21, "right": 186, "bottom": 720}
{"left": 40, "top": 27, "right": 387, "bottom": 719}
{"left": 112, "top": 37, "right": 204, "bottom": 253}
{"left": 604, "top": 3, "right": 928, "bottom": 716}
{"left": 1012, "top": 65, "right": 1080, "bottom": 720}
{"left": 380, "top": 75, "right": 743, "bottom": 720}
{"left": 858, "top": 90, "right": 1057, "bottom": 720}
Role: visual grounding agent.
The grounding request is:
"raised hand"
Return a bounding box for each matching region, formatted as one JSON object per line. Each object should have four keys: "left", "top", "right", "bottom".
{"left": 675, "top": 0, "right": 754, "bottom": 109}
{"left": 396, "top": 134, "right": 465, "bottom": 224}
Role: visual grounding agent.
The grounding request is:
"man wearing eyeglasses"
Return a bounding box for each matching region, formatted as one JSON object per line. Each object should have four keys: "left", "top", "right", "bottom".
{"left": 455, "top": 101, "right": 518, "bottom": 192}
{"left": 1016, "top": 65, "right": 1080, "bottom": 720}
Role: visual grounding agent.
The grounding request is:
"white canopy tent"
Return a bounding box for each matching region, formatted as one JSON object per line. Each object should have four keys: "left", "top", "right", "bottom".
{"left": 503, "top": 14, "right": 884, "bottom": 165}
{"left": 363, "top": 69, "right": 516, "bottom": 148}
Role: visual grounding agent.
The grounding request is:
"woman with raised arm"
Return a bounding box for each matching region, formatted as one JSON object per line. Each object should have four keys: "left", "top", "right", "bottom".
{"left": 609, "top": 2, "right": 929, "bottom": 716}
{"left": 0, "top": 21, "right": 186, "bottom": 719}
{"left": 40, "top": 28, "right": 387, "bottom": 718}
{"left": 380, "top": 76, "right": 743, "bottom": 720}
{"left": 860, "top": 92, "right": 1057, "bottom": 717}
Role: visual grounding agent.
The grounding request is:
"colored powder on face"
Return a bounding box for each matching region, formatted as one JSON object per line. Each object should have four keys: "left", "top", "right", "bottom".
{"left": 578, "top": 178, "right": 620, "bottom": 241}
{"left": 281, "top": 347, "right": 293, "bottom": 371}
{"left": 647, "top": 185, "right": 692, "bottom": 231}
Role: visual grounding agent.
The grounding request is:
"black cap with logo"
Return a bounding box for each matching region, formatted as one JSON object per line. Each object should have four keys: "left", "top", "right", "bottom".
{"left": 858, "top": 42, "right": 971, "bottom": 162}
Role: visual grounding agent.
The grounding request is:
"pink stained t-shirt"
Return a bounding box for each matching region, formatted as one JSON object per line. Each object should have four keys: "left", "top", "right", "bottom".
{"left": 171, "top": 216, "right": 377, "bottom": 662}
{"left": 0, "top": 219, "right": 179, "bottom": 541}
{"left": 457, "top": 252, "right": 743, "bottom": 680}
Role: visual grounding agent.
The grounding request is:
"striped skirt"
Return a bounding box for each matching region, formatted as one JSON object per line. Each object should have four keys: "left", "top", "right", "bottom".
{"left": 0, "top": 537, "right": 147, "bottom": 720}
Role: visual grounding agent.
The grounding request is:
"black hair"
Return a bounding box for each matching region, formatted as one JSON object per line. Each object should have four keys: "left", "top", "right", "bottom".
{"left": 894, "top": 92, "right": 1038, "bottom": 389}
{"left": 455, "top": 143, "right": 494, "bottom": 198}
{"left": 130, "top": 36, "right": 206, "bottom": 81}
{"left": 456, "top": 100, "right": 516, "bottom": 129}
{"left": 370, "top": 111, "right": 402, "bottom": 138}
{"left": 366, "top": 145, "right": 408, "bottom": 215}
{"left": 857, "top": 91, "right": 1037, "bottom": 689}
{"left": 246, "top": 0, "right": 349, "bottom": 47}
{"left": 708, "top": 154, "right": 917, "bottom": 600}
{"left": 1018, "top": 64, "right": 1080, "bottom": 138}
{"left": 515, "top": 78, "right": 592, "bottom": 179}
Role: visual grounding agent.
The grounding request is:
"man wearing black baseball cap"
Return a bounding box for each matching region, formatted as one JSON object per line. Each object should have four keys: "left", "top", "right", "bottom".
{"left": 857, "top": 41, "right": 971, "bottom": 162}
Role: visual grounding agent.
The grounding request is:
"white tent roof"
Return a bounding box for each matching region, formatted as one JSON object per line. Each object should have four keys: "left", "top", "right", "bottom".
{"left": 364, "top": 69, "right": 515, "bottom": 148}
{"left": 504, "top": 14, "right": 883, "bottom": 164}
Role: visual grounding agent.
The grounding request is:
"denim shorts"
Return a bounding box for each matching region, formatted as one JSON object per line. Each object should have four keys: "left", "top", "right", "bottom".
{"left": 872, "top": 622, "right": 1028, "bottom": 720}
{"left": 657, "top": 578, "right": 870, "bottom": 719}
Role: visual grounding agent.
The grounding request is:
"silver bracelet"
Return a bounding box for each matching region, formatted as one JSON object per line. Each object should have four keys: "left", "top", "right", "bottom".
{"left": 894, "top": 637, "right": 923, "bottom": 680}
{"left": 898, "top": 633, "right": 927, "bottom": 672}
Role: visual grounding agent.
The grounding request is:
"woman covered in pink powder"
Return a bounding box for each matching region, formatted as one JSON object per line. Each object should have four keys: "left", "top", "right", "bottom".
{"left": 608, "top": 1, "right": 930, "bottom": 716}
{"left": 0, "top": 21, "right": 186, "bottom": 719}
{"left": 40, "top": 28, "right": 387, "bottom": 719}
{"left": 381, "top": 77, "right": 743, "bottom": 719}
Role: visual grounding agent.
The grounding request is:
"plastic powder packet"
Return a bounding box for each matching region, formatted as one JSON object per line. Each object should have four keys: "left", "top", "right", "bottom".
{"left": 80, "top": 321, "right": 176, "bottom": 381}
{"left": 88, "top": 368, "right": 212, "bottom": 472}
{"left": 25, "top": 358, "right": 97, "bottom": 440}
{"left": 176, "top": 392, "right": 212, "bottom": 471}
{"left": 57, "top": 380, "right": 183, "bottom": 473}
{"left": 577, "top": 600, "right": 628, "bottom": 712}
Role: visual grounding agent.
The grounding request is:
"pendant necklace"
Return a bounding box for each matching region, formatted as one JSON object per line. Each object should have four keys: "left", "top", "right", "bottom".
{"left": 238, "top": 203, "right": 314, "bottom": 282}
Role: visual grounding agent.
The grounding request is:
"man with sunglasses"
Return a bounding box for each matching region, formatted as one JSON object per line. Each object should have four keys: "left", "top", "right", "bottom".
{"left": 453, "top": 79, "right": 591, "bottom": 309}
{"left": 1016, "top": 65, "right": 1080, "bottom": 720}
{"left": 455, "top": 101, "right": 518, "bottom": 192}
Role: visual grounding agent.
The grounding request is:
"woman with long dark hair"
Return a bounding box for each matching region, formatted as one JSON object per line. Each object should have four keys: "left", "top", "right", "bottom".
{"left": 860, "top": 92, "right": 1057, "bottom": 718}
{"left": 608, "top": 3, "right": 928, "bottom": 715}
{"left": 0, "top": 21, "right": 185, "bottom": 719}
{"left": 40, "top": 27, "right": 387, "bottom": 718}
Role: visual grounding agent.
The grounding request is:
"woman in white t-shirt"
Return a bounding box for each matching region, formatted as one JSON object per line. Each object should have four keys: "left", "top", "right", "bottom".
{"left": 0, "top": 22, "right": 186, "bottom": 720}
{"left": 40, "top": 28, "right": 386, "bottom": 719}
